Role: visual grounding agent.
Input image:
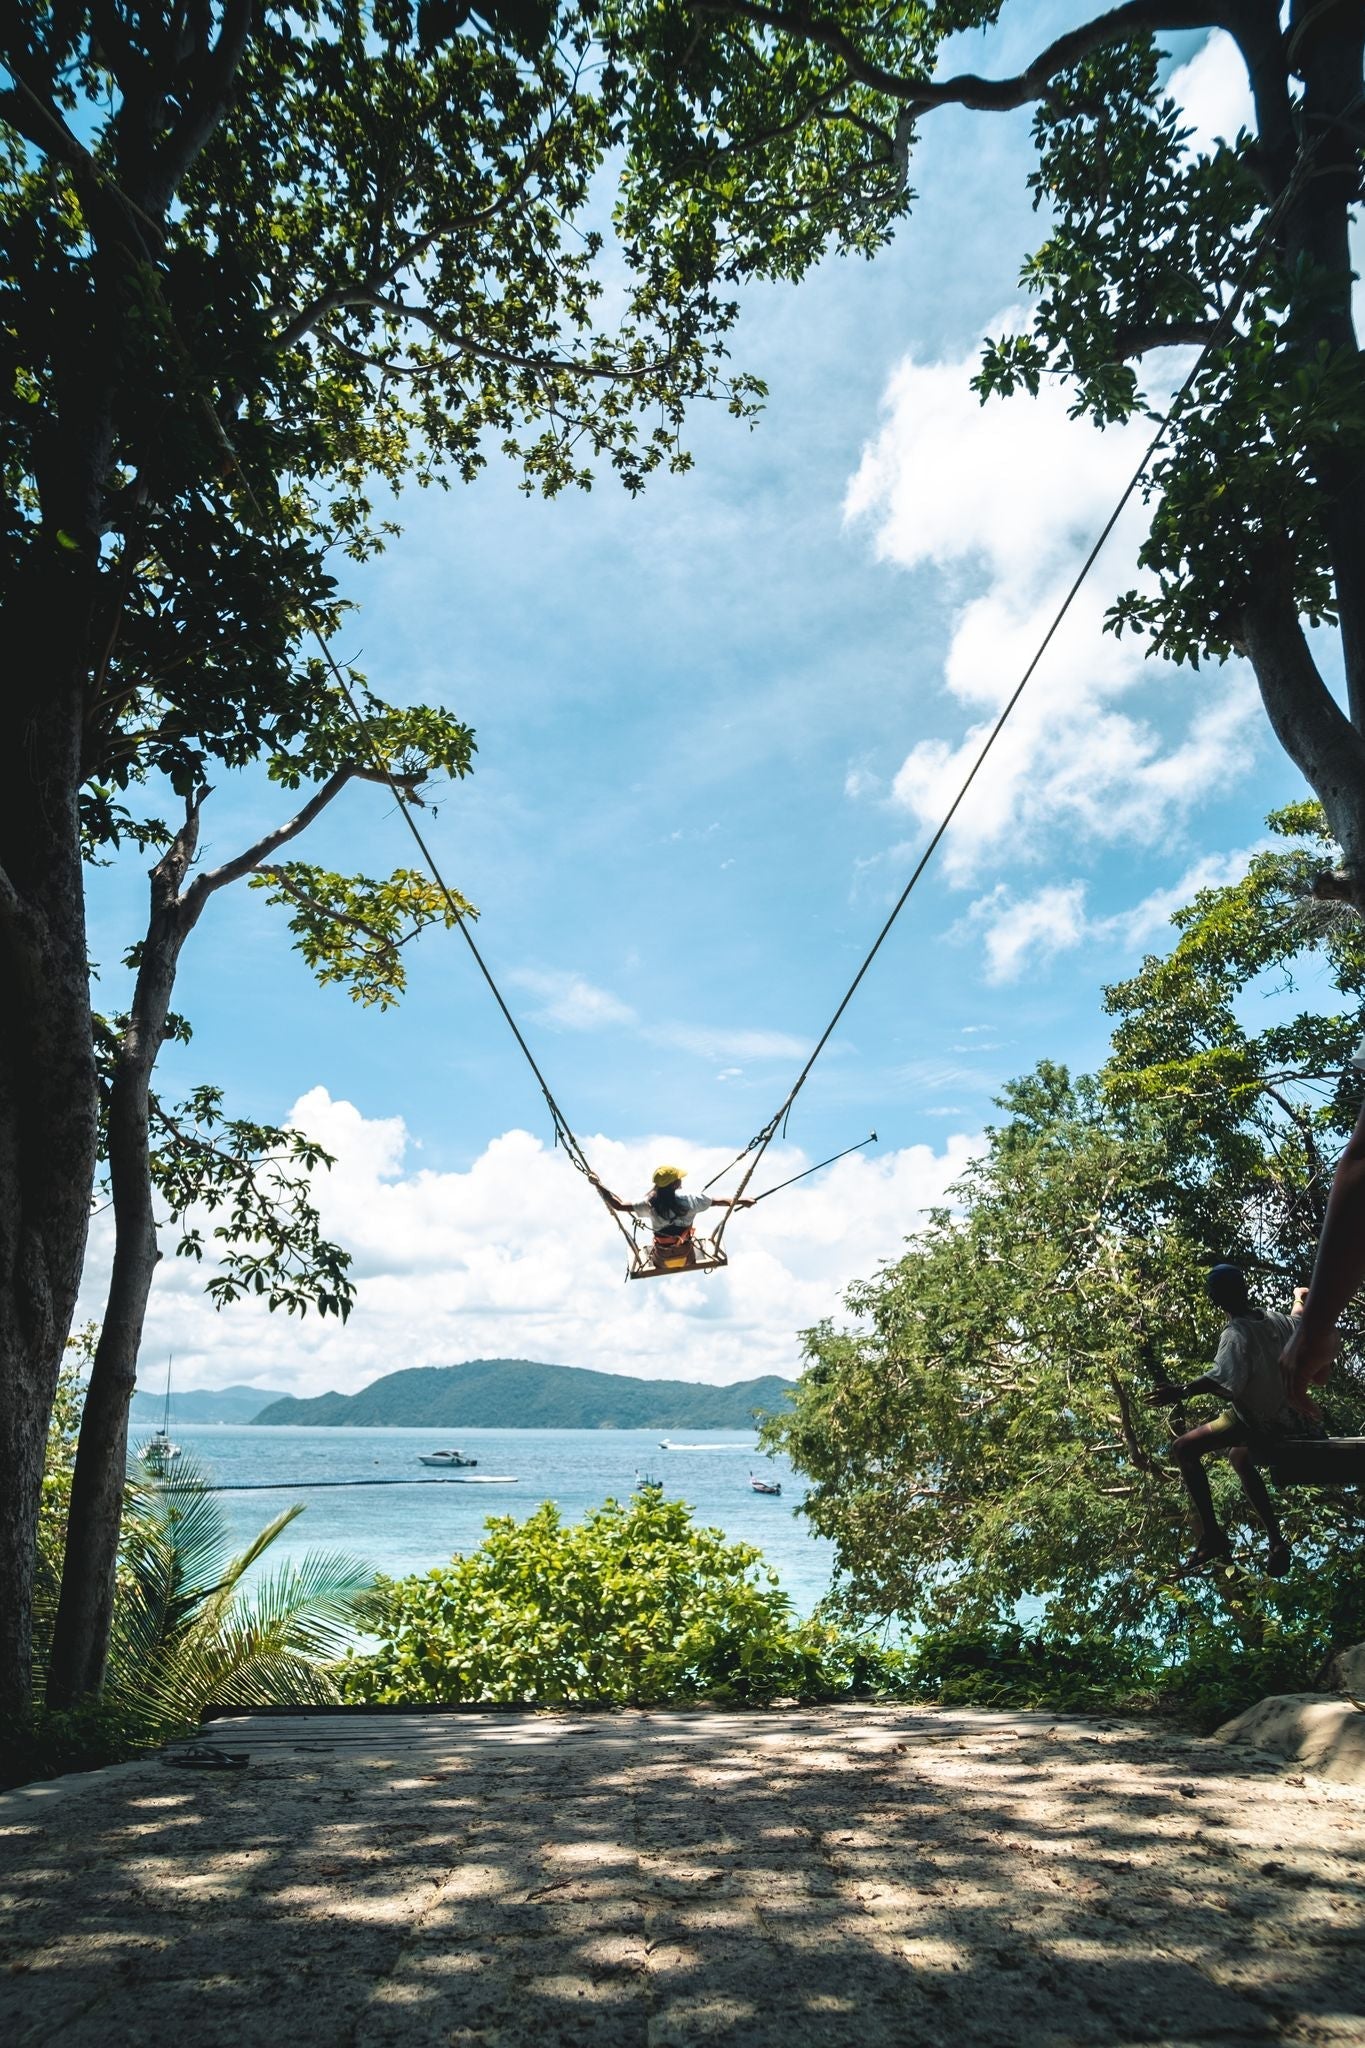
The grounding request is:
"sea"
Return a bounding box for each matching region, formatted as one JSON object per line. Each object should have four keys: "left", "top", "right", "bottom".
{"left": 146, "top": 1424, "right": 837, "bottom": 1618}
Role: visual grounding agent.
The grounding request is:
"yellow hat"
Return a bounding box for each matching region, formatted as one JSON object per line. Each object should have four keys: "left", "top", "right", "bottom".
{"left": 652, "top": 1164, "right": 685, "bottom": 1187}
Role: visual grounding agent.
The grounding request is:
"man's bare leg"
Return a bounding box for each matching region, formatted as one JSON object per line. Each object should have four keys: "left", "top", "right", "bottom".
{"left": 1227, "top": 1447, "right": 1291, "bottom": 1574}
{"left": 1169, "top": 1421, "right": 1234, "bottom": 1562}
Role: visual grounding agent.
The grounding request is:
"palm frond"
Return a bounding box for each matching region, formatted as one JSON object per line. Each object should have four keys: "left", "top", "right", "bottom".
{"left": 104, "top": 1454, "right": 373, "bottom": 1732}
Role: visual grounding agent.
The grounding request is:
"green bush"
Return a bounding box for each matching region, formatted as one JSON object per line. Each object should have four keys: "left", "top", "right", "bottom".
{"left": 342, "top": 1490, "right": 903, "bottom": 1707}
{"left": 903, "top": 1622, "right": 1153, "bottom": 1713}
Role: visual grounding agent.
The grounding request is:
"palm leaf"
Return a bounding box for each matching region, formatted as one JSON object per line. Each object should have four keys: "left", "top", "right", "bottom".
{"left": 106, "top": 1454, "right": 372, "bottom": 1733}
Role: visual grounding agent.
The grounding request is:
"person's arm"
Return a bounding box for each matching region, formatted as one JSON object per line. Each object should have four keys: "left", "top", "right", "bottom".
{"left": 1146, "top": 1374, "right": 1225, "bottom": 1408}
{"left": 587, "top": 1173, "right": 632, "bottom": 1214}
{"left": 1282, "top": 1097, "right": 1365, "bottom": 1390}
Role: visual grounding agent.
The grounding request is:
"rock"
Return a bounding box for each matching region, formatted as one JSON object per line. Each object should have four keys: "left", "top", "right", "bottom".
{"left": 1214, "top": 1692, "right": 1365, "bottom": 1786}
{"left": 1325, "top": 1639, "right": 1365, "bottom": 1694}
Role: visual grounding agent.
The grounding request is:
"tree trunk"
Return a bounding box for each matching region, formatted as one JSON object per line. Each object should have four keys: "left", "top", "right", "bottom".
{"left": 45, "top": 823, "right": 201, "bottom": 1706}
{"left": 1241, "top": 573, "right": 1365, "bottom": 899}
{"left": 0, "top": 593, "right": 101, "bottom": 1718}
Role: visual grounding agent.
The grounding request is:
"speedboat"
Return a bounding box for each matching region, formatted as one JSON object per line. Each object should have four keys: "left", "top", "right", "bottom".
{"left": 418, "top": 1449, "right": 478, "bottom": 1468}
{"left": 750, "top": 1473, "right": 782, "bottom": 1495}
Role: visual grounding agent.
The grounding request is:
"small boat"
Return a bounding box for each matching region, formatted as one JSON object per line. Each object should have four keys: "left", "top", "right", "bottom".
{"left": 146, "top": 1355, "right": 182, "bottom": 1469}
{"left": 750, "top": 1473, "right": 782, "bottom": 1495}
{"left": 418, "top": 1449, "right": 478, "bottom": 1468}
{"left": 636, "top": 1472, "right": 664, "bottom": 1489}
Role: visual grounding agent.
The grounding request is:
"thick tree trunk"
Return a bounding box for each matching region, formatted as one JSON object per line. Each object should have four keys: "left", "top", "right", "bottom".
{"left": 46, "top": 824, "right": 201, "bottom": 1706}
{"left": 0, "top": 592, "right": 101, "bottom": 1718}
{"left": 1242, "top": 572, "right": 1365, "bottom": 896}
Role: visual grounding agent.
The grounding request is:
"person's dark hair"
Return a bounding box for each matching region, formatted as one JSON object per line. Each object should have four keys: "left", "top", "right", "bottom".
{"left": 650, "top": 1184, "right": 689, "bottom": 1227}
{"left": 1206, "top": 1262, "right": 1252, "bottom": 1314}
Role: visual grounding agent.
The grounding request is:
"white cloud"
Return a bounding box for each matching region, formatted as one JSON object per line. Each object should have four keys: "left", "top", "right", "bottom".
{"left": 506, "top": 968, "right": 637, "bottom": 1031}
{"left": 963, "top": 882, "right": 1089, "bottom": 985}
{"left": 88, "top": 1089, "right": 977, "bottom": 1399}
{"left": 960, "top": 844, "right": 1263, "bottom": 983}
{"left": 1168, "top": 31, "right": 1255, "bottom": 153}
{"left": 845, "top": 30, "right": 1266, "bottom": 883}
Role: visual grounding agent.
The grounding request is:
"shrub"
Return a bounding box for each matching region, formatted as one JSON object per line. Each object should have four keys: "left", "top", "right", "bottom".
{"left": 342, "top": 1490, "right": 900, "bottom": 1707}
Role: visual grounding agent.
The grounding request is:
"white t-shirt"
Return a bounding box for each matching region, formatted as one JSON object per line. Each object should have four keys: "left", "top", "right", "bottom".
{"left": 1208, "top": 1310, "right": 1297, "bottom": 1427}
{"left": 630, "top": 1191, "right": 714, "bottom": 1233}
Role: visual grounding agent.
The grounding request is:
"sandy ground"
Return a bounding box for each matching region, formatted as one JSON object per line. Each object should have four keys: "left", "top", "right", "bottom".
{"left": 1, "top": 1705, "right": 1363, "bottom": 2048}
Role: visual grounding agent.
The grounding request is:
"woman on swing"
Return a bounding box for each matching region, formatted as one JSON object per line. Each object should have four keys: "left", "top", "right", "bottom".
{"left": 591, "top": 1164, "right": 752, "bottom": 1271}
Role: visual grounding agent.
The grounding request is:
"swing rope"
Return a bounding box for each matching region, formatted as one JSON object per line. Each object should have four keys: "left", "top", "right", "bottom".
{"left": 703, "top": 130, "right": 1334, "bottom": 1249}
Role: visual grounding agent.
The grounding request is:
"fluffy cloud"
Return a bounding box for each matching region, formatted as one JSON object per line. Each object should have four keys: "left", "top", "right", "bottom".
{"left": 961, "top": 845, "right": 1263, "bottom": 984}
{"left": 843, "top": 32, "right": 1264, "bottom": 884}
{"left": 86, "top": 1088, "right": 977, "bottom": 1398}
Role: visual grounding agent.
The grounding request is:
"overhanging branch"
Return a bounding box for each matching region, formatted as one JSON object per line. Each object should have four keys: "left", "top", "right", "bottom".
{"left": 688, "top": 0, "right": 1228, "bottom": 112}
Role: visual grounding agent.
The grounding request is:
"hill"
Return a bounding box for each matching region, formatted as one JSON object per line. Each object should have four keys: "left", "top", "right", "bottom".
{"left": 249, "top": 1359, "right": 794, "bottom": 1430}
{"left": 128, "top": 1383, "right": 289, "bottom": 1425}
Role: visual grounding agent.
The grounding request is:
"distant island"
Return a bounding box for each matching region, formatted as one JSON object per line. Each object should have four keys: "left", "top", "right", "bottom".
{"left": 129, "top": 1382, "right": 289, "bottom": 1426}
{"left": 250, "top": 1358, "right": 795, "bottom": 1431}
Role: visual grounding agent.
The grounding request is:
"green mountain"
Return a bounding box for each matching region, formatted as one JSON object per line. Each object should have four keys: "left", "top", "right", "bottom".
{"left": 250, "top": 1359, "right": 794, "bottom": 1430}
{"left": 128, "top": 1383, "right": 289, "bottom": 1425}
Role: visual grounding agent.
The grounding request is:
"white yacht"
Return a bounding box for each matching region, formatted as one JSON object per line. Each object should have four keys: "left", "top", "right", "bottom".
{"left": 417, "top": 1449, "right": 478, "bottom": 1468}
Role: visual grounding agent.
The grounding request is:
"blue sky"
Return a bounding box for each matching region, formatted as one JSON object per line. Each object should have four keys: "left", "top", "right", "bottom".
{"left": 82, "top": 17, "right": 1347, "bottom": 1394}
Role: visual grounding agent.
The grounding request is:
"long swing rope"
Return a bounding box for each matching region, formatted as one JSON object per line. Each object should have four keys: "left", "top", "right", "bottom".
{"left": 701, "top": 132, "right": 1337, "bottom": 1251}
{"left": 25, "top": 63, "right": 1340, "bottom": 1264}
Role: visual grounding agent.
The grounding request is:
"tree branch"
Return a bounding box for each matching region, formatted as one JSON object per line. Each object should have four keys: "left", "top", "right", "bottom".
{"left": 688, "top": 0, "right": 1228, "bottom": 112}
{"left": 1241, "top": 562, "right": 1365, "bottom": 895}
{"left": 1112, "top": 319, "right": 1223, "bottom": 357}
{"left": 181, "top": 759, "right": 423, "bottom": 915}
{"left": 253, "top": 865, "right": 404, "bottom": 957}
{"left": 181, "top": 767, "right": 355, "bottom": 911}
{"left": 153, "top": 0, "right": 257, "bottom": 206}
{"left": 335, "top": 293, "right": 689, "bottom": 384}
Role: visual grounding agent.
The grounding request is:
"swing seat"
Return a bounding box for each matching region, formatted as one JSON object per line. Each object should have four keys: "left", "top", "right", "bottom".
{"left": 1265, "top": 1437, "right": 1365, "bottom": 1488}
{"left": 627, "top": 1232, "right": 729, "bottom": 1282}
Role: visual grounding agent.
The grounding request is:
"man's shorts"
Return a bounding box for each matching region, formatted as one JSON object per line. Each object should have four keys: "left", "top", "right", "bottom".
{"left": 1203, "top": 1407, "right": 1328, "bottom": 1453}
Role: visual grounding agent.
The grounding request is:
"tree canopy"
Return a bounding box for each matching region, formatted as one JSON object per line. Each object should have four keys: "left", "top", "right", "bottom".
{"left": 762, "top": 810, "right": 1365, "bottom": 1662}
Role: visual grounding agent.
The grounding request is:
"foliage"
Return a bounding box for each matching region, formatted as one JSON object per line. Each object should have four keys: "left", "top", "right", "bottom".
{"left": 142, "top": 1083, "right": 356, "bottom": 1318}
{"left": 2, "top": 2, "right": 774, "bottom": 833}
{"left": 342, "top": 1489, "right": 895, "bottom": 1706}
{"left": 31, "top": 1330, "right": 95, "bottom": 1668}
{"left": 3, "top": 1424, "right": 372, "bottom": 1786}
{"left": 610, "top": 3, "right": 1364, "bottom": 665}
{"left": 109, "top": 1448, "right": 371, "bottom": 1729}
{"left": 1102, "top": 803, "right": 1365, "bottom": 1310}
{"left": 762, "top": 811, "right": 1365, "bottom": 1670}
{"left": 610, "top": 4, "right": 1365, "bottom": 881}
{"left": 248, "top": 863, "right": 474, "bottom": 1010}
{"left": 902, "top": 1622, "right": 1152, "bottom": 1715}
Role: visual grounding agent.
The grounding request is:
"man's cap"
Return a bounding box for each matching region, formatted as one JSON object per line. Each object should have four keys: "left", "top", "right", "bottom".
{"left": 1206, "top": 1262, "right": 1248, "bottom": 1300}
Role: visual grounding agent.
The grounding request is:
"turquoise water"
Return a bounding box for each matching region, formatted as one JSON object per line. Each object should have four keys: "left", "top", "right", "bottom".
{"left": 146, "top": 1424, "right": 837, "bottom": 1617}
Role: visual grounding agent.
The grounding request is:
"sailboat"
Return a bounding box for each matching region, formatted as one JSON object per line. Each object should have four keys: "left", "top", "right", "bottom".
{"left": 145, "top": 1355, "right": 182, "bottom": 1471}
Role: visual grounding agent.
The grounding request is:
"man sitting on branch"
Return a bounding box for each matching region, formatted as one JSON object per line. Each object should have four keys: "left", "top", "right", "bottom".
{"left": 1147, "top": 1265, "right": 1325, "bottom": 1578}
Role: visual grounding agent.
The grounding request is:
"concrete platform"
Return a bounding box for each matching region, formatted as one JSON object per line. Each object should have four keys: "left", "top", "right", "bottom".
{"left": 2, "top": 1705, "right": 1363, "bottom": 2046}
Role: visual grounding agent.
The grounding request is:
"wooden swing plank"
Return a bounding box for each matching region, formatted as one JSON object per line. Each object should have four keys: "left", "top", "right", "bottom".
{"left": 1266, "top": 1438, "right": 1365, "bottom": 1487}
{"left": 627, "top": 1241, "right": 729, "bottom": 1282}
